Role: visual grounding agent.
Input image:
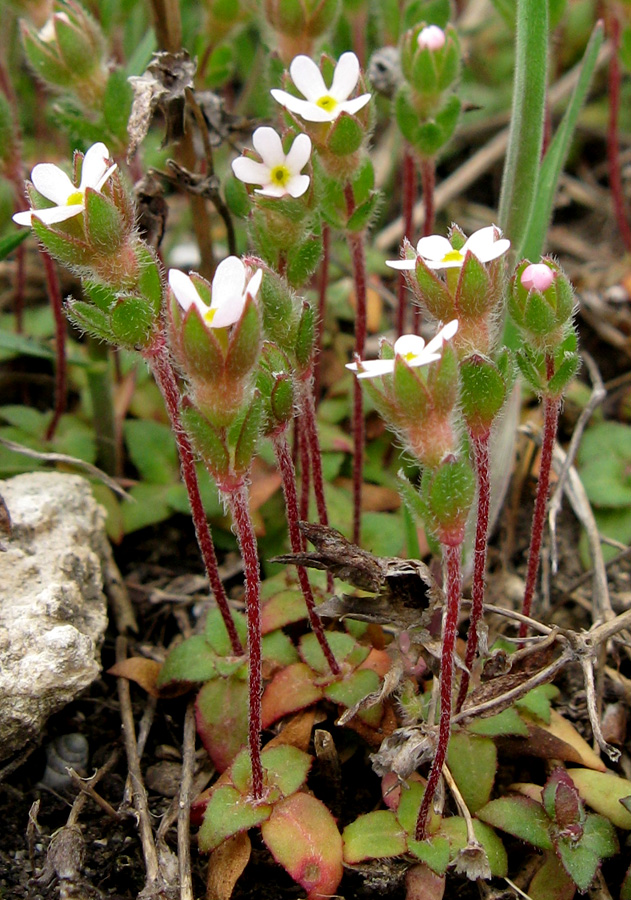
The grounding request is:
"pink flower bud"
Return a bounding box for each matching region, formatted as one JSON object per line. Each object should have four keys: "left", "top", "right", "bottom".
{"left": 417, "top": 25, "right": 446, "bottom": 51}
{"left": 521, "top": 263, "right": 555, "bottom": 292}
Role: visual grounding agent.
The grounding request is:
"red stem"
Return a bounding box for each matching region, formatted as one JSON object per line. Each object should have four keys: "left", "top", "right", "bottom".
{"left": 397, "top": 147, "right": 417, "bottom": 337}
{"left": 298, "top": 418, "right": 310, "bottom": 527}
{"left": 300, "top": 378, "right": 334, "bottom": 593}
{"left": 456, "top": 431, "right": 491, "bottom": 712}
{"left": 607, "top": 13, "right": 631, "bottom": 252}
{"left": 415, "top": 541, "right": 462, "bottom": 840}
{"left": 313, "top": 223, "right": 330, "bottom": 401}
{"left": 146, "top": 340, "right": 243, "bottom": 656}
{"left": 344, "top": 183, "right": 367, "bottom": 545}
{"left": 519, "top": 360, "right": 561, "bottom": 638}
{"left": 42, "top": 250, "right": 67, "bottom": 441}
{"left": 227, "top": 484, "right": 264, "bottom": 800}
{"left": 273, "top": 429, "right": 340, "bottom": 675}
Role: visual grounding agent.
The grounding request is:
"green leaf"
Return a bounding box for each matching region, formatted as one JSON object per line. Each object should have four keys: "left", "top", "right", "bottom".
{"left": 120, "top": 482, "right": 175, "bottom": 533}
{"left": 477, "top": 796, "right": 553, "bottom": 849}
{"left": 261, "top": 628, "right": 299, "bottom": 667}
{"left": 0, "top": 228, "right": 29, "bottom": 261}
{"left": 198, "top": 784, "right": 272, "bottom": 851}
{"left": 157, "top": 635, "right": 218, "bottom": 688}
{"left": 567, "top": 769, "right": 631, "bottom": 829}
{"left": 103, "top": 69, "right": 133, "bottom": 142}
{"left": 407, "top": 834, "right": 451, "bottom": 874}
{"left": 261, "top": 588, "right": 309, "bottom": 632}
{"left": 196, "top": 676, "right": 249, "bottom": 772}
{"left": 447, "top": 732, "right": 497, "bottom": 812}
{"left": 324, "top": 668, "right": 381, "bottom": 724}
{"left": 204, "top": 607, "right": 248, "bottom": 657}
{"left": 439, "top": 817, "right": 508, "bottom": 877}
{"left": 514, "top": 684, "right": 560, "bottom": 723}
{"left": 527, "top": 850, "right": 577, "bottom": 900}
{"left": 83, "top": 188, "right": 125, "bottom": 251}
{"left": 555, "top": 836, "right": 599, "bottom": 892}
{"left": 231, "top": 745, "right": 312, "bottom": 799}
{"left": 300, "top": 630, "right": 368, "bottom": 674}
{"left": 124, "top": 419, "right": 178, "bottom": 484}
{"left": 342, "top": 811, "right": 407, "bottom": 863}
{"left": 327, "top": 112, "right": 364, "bottom": 155}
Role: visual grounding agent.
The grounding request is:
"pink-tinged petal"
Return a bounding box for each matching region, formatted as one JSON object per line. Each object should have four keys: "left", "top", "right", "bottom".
{"left": 270, "top": 90, "right": 335, "bottom": 122}
{"left": 12, "top": 210, "right": 33, "bottom": 226}
{"left": 423, "top": 319, "right": 459, "bottom": 355}
{"left": 31, "top": 204, "right": 85, "bottom": 224}
{"left": 415, "top": 234, "right": 453, "bottom": 262}
{"left": 521, "top": 263, "right": 555, "bottom": 292}
{"left": 289, "top": 55, "right": 328, "bottom": 101}
{"left": 232, "top": 157, "right": 272, "bottom": 186}
{"left": 394, "top": 334, "right": 427, "bottom": 358}
{"left": 252, "top": 127, "right": 285, "bottom": 167}
{"left": 338, "top": 94, "right": 371, "bottom": 116}
{"left": 168, "top": 268, "right": 206, "bottom": 313}
{"left": 418, "top": 25, "right": 446, "bottom": 50}
{"left": 30, "top": 163, "right": 75, "bottom": 205}
{"left": 79, "top": 142, "right": 112, "bottom": 190}
{"left": 285, "top": 133, "right": 311, "bottom": 173}
{"left": 286, "top": 174, "right": 310, "bottom": 198}
{"left": 331, "top": 51, "right": 360, "bottom": 101}
{"left": 346, "top": 359, "right": 396, "bottom": 379}
{"left": 212, "top": 255, "right": 246, "bottom": 303}
{"left": 385, "top": 258, "right": 416, "bottom": 270}
{"left": 246, "top": 268, "right": 263, "bottom": 300}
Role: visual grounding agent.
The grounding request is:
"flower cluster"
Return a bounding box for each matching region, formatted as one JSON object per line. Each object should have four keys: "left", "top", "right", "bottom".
{"left": 271, "top": 52, "right": 371, "bottom": 123}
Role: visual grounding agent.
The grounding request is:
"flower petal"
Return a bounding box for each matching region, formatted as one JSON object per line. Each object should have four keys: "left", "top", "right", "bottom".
{"left": 385, "top": 259, "right": 416, "bottom": 270}
{"left": 12, "top": 210, "right": 33, "bottom": 226}
{"left": 168, "top": 269, "right": 207, "bottom": 313}
{"left": 30, "top": 204, "right": 86, "bottom": 224}
{"left": 270, "top": 90, "right": 336, "bottom": 122}
{"left": 285, "top": 133, "right": 312, "bottom": 173}
{"left": 289, "top": 55, "right": 328, "bottom": 101}
{"left": 255, "top": 184, "right": 288, "bottom": 198}
{"left": 211, "top": 255, "right": 247, "bottom": 314}
{"left": 285, "top": 174, "right": 310, "bottom": 198}
{"left": 94, "top": 163, "right": 117, "bottom": 192}
{"left": 393, "top": 334, "right": 427, "bottom": 357}
{"left": 338, "top": 94, "right": 372, "bottom": 116}
{"left": 463, "top": 225, "right": 510, "bottom": 262}
{"left": 79, "top": 142, "right": 112, "bottom": 191}
{"left": 30, "top": 163, "right": 75, "bottom": 205}
{"left": 346, "top": 358, "right": 396, "bottom": 379}
{"left": 232, "top": 157, "right": 271, "bottom": 186}
{"left": 415, "top": 234, "right": 453, "bottom": 262}
{"left": 246, "top": 268, "right": 263, "bottom": 300}
{"left": 330, "top": 52, "right": 360, "bottom": 101}
{"left": 252, "top": 127, "right": 285, "bottom": 167}
{"left": 423, "top": 319, "right": 459, "bottom": 355}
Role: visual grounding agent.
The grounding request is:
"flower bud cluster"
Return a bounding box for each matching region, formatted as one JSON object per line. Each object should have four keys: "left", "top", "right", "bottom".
{"left": 395, "top": 22, "right": 461, "bottom": 158}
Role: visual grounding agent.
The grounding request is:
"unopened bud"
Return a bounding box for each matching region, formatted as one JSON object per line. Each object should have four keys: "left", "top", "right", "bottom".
{"left": 417, "top": 25, "right": 445, "bottom": 50}
{"left": 521, "top": 263, "right": 556, "bottom": 292}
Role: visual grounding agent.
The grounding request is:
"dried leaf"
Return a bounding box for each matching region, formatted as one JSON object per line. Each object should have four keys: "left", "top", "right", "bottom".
{"left": 206, "top": 832, "right": 251, "bottom": 900}
{"left": 405, "top": 863, "right": 445, "bottom": 900}
{"left": 108, "top": 657, "right": 162, "bottom": 697}
{"left": 127, "top": 51, "right": 196, "bottom": 158}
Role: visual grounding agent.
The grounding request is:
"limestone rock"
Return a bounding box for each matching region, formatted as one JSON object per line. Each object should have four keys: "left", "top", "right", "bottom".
{"left": 0, "top": 472, "right": 109, "bottom": 762}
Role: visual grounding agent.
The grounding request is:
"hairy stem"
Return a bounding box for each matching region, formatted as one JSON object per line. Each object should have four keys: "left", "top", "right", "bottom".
{"left": 147, "top": 340, "right": 243, "bottom": 655}
{"left": 520, "top": 362, "right": 561, "bottom": 638}
{"left": 344, "top": 183, "right": 367, "bottom": 545}
{"left": 456, "top": 431, "right": 491, "bottom": 712}
{"left": 273, "top": 428, "right": 340, "bottom": 675}
{"left": 416, "top": 541, "right": 462, "bottom": 840}
{"left": 300, "top": 377, "right": 334, "bottom": 593}
{"left": 314, "top": 223, "right": 330, "bottom": 400}
{"left": 226, "top": 484, "right": 264, "bottom": 800}
{"left": 397, "top": 146, "right": 417, "bottom": 337}
{"left": 42, "top": 250, "right": 67, "bottom": 441}
{"left": 606, "top": 12, "right": 631, "bottom": 252}
{"left": 420, "top": 157, "right": 435, "bottom": 238}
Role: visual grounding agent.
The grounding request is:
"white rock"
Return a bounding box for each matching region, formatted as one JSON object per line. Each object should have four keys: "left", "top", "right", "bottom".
{"left": 0, "top": 473, "right": 109, "bottom": 762}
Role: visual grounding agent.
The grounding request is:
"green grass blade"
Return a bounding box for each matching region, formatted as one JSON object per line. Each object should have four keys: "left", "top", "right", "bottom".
{"left": 0, "top": 229, "right": 29, "bottom": 262}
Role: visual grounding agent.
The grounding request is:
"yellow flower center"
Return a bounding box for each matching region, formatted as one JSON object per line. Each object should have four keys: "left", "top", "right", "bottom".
{"left": 441, "top": 249, "right": 464, "bottom": 264}
{"left": 316, "top": 95, "right": 338, "bottom": 112}
{"left": 203, "top": 308, "right": 217, "bottom": 325}
{"left": 270, "top": 165, "right": 291, "bottom": 187}
{"left": 403, "top": 352, "right": 417, "bottom": 363}
{"left": 66, "top": 190, "right": 84, "bottom": 206}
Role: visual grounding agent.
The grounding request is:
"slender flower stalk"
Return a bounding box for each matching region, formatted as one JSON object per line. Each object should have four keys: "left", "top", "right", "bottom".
{"left": 41, "top": 249, "right": 66, "bottom": 441}
{"left": 416, "top": 541, "right": 463, "bottom": 840}
{"left": 519, "top": 359, "right": 561, "bottom": 638}
{"left": 226, "top": 484, "right": 264, "bottom": 800}
{"left": 145, "top": 338, "right": 243, "bottom": 657}
{"left": 314, "top": 223, "right": 330, "bottom": 400}
{"left": 606, "top": 11, "right": 631, "bottom": 252}
{"left": 456, "top": 431, "right": 491, "bottom": 712}
{"left": 397, "top": 147, "right": 416, "bottom": 337}
{"left": 272, "top": 428, "right": 340, "bottom": 675}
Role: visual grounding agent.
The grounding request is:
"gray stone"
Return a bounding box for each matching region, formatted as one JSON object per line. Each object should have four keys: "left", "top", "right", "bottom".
{"left": 0, "top": 473, "right": 109, "bottom": 762}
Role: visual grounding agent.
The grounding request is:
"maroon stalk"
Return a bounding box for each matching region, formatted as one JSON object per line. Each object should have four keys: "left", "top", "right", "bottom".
{"left": 226, "top": 483, "right": 264, "bottom": 800}
{"left": 415, "top": 158, "right": 436, "bottom": 335}
{"left": 344, "top": 182, "right": 367, "bottom": 545}
{"left": 416, "top": 540, "right": 462, "bottom": 840}
{"left": 146, "top": 339, "right": 243, "bottom": 656}
{"left": 273, "top": 428, "right": 340, "bottom": 675}
{"left": 397, "top": 146, "right": 417, "bottom": 337}
{"left": 456, "top": 431, "right": 491, "bottom": 712}
{"left": 313, "top": 223, "right": 330, "bottom": 401}
{"left": 607, "top": 12, "right": 631, "bottom": 252}
{"left": 519, "top": 364, "right": 561, "bottom": 638}
{"left": 298, "top": 417, "right": 310, "bottom": 526}
{"left": 42, "top": 250, "right": 67, "bottom": 441}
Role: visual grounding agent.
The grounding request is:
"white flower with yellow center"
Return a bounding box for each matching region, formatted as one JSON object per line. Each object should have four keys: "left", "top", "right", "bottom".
{"left": 13, "top": 142, "right": 117, "bottom": 227}
{"left": 231, "top": 127, "right": 311, "bottom": 198}
{"left": 168, "top": 257, "right": 263, "bottom": 330}
{"left": 271, "top": 52, "right": 371, "bottom": 123}
{"left": 347, "top": 319, "right": 459, "bottom": 379}
{"left": 386, "top": 226, "right": 510, "bottom": 271}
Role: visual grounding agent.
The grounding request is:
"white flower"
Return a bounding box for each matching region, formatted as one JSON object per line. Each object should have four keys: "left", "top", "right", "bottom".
{"left": 270, "top": 51, "right": 371, "bottom": 123}
{"left": 386, "top": 226, "right": 510, "bottom": 271}
{"left": 417, "top": 25, "right": 446, "bottom": 50}
{"left": 346, "top": 319, "right": 458, "bottom": 380}
{"left": 13, "top": 142, "right": 117, "bottom": 227}
{"left": 168, "top": 257, "right": 263, "bottom": 330}
{"left": 231, "top": 127, "right": 311, "bottom": 199}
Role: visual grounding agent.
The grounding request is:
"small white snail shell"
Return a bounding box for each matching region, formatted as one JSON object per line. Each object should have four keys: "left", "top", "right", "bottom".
{"left": 42, "top": 733, "right": 89, "bottom": 789}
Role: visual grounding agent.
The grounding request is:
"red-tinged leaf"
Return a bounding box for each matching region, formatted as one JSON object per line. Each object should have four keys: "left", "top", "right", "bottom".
{"left": 261, "top": 588, "right": 308, "bottom": 633}
{"left": 231, "top": 744, "right": 312, "bottom": 800}
{"left": 299, "top": 630, "right": 369, "bottom": 675}
{"left": 396, "top": 780, "right": 442, "bottom": 837}
{"left": 359, "top": 647, "right": 393, "bottom": 677}
{"left": 535, "top": 710, "right": 606, "bottom": 771}
{"left": 156, "top": 635, "right": 219, "bottom": 690}
{"left": 207, "top": 831, "right": 251, "bottom": 900}
{"left": 542, "top": 767, "right": 582, "bottom": 827}
{"left": 527, "top": 850, "right": 577, "bottom": 900}
{"left": 621, "top": 862, "right": 631, "bottom": 900}
{"left": 190, "top": 785, "right": 213, "bottom": 827}
{"left": 261, "top": 793, "right": 343, "bottom": 899}
{"left": 447, "top": 732, "right": 497, "bottom": 813}
{"left": 476, "top": 796, "right": 553, "bottom": 850}
{"left": 108, "top": 657, "right": 163, "bottom": 697}
{"left": 343, "top": 810, "right": 407, "bottom": 863}
{"left": 567, "top": 769, "right": 631, "bottom": 829}
{"left": 261, "top": 662, "right": 323, "bottom": 728}
{"left": 198, "top": 784, "right": 272, "bottom": 852}
{"left": 405, "top": 863, "right": 445, "bottom": 900}
{"left": 196, "top": 677, "right": 249, "bottom": 772}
